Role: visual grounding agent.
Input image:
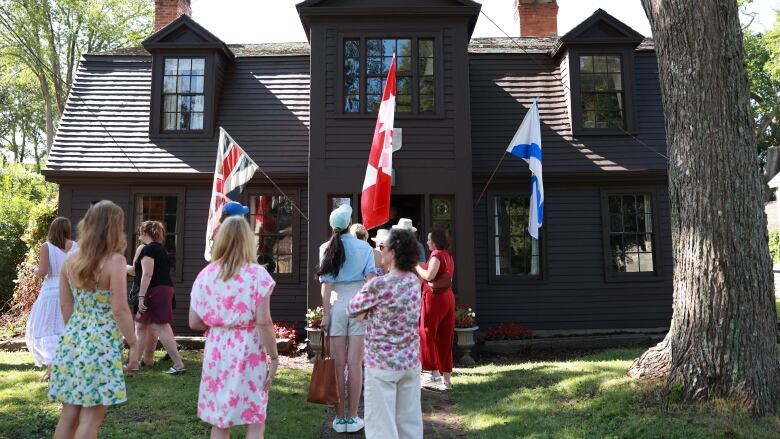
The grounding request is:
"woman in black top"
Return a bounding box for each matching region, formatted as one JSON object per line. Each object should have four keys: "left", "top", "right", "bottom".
{"left": 131, "top": 221, "right": 184, "bottom": 373}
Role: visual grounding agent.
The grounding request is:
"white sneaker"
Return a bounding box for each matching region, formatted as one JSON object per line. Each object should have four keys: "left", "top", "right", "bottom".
{"left": 332, "top": 417, "right": 347, "bottom": 433}
{"left": 346, "top": 416, "right": 365, "bottom": 433}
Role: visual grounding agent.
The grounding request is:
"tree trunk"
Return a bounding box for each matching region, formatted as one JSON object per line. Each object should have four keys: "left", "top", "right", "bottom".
{"left": 628, "top": 0, "right": 780, "bottom": 416}
{"left": 37, "top": 72, "right": 54, "bottom": 155}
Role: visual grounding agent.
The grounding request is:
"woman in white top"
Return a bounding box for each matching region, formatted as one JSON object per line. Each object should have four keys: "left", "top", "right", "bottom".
{"left": 25, "top": 216, "right": 78, "bottom": 381}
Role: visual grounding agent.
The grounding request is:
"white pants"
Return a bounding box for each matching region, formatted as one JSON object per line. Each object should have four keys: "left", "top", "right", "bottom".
{"left": 364, "top": 367, "right": 423, "bottom": 439}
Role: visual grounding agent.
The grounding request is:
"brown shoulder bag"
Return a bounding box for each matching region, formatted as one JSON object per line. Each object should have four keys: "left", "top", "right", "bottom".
{"left": 307, "top": 328, "right": 340, "bottom": 405}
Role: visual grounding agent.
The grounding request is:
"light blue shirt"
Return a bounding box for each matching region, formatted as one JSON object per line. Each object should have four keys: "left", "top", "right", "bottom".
{"left": 318, "top": 234, "right": 376, "bottom": 284}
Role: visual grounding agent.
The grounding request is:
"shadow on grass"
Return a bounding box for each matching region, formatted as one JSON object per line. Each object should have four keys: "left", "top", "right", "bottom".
{"left": 452, "top": 348, "right": 780, "bottom": 439}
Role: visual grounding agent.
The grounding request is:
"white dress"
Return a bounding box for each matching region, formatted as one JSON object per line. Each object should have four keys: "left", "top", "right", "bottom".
{"left": 25, "top": 241, "right": 77, "bottom": 366}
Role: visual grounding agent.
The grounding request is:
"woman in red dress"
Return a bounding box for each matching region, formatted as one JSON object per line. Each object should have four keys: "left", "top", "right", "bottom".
{"left": 415, "top": 228, "right": 455, "bottom": 390}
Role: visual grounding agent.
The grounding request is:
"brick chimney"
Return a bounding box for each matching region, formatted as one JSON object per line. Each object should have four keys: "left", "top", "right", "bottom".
{"left": 517, "top": 0, "right": 558, "bottom": 37}
{"left": 154, "top": 0, "right": 192, "bottom": 32}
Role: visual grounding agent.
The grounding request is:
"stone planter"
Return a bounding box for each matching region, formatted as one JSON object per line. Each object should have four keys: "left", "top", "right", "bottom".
{"left": 305, "top": 327, "right": 323, "bottom": 363}
{"left": 454, "top": 326, "right": 478, "bottom": 366}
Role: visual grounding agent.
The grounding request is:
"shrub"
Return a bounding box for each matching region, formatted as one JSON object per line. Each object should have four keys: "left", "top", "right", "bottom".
{"left": 0, "top": 164, "right": 57, "bottom": 310}
{"left": 485, "top": 323, "right": 533, "bottom": 341}
{"left": 769, "top": 229, "right": 780, "bottom": 264}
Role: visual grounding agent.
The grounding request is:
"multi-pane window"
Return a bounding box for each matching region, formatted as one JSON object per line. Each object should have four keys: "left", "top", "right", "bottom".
{"left": 162, "top": 57, "right": 205, "bottom": 131}
{"left": 367, "top": 39, "right": 412, "bottom": 113}
{"left": 134, "top": 195, "right": 179, "bottom": 277}
{"left": 343, "top": 37, "right": 435, "bottom": 114}
{"left": 493, "top": 196, "right": 541, "bottom": 276}
{"left": 607, "top": 194, "right": 654, "bottom": 273}
{"left": 249, "top": 195, "right": 294, "bottom": 274}
{"left": 580, "top": 55, "right": 624, "bottom": 129}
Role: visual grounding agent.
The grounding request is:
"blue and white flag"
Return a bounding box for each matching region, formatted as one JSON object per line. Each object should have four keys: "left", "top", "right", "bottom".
{"left": 506, "top": 98, "right": 544, "bottom": 240}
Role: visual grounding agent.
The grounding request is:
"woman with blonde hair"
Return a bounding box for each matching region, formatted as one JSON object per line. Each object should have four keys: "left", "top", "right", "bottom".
{"left": 189, "top": 216, "right": 279, "bottom": 439}
{"left": 25, "top": 217, "right": 78, "bottom": 381}
{"left": 48, "top": 200, "right": 139, "bottom": 439}
{"left": 128, "top": 220, "right": 184, "bottom": 373}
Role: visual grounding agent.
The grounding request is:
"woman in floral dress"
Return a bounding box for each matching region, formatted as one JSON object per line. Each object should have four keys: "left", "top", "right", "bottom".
{"left": 48, "top": 200, "right": 140, "bottom": 439}
{"left": 189, "top": 216, "right": 279, "bottom": 439}
{"left": 348, "top": 229, "right": 423, "bottom": 439}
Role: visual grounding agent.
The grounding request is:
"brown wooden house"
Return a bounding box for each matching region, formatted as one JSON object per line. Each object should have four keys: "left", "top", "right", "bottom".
{"left": 43, "top": 0, "right": 672, "bottom": 335}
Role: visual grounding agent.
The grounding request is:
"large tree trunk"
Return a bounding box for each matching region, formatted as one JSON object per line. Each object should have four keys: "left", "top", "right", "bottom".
{"left": 628, "top": 0, "right": 780, "bottom": 416}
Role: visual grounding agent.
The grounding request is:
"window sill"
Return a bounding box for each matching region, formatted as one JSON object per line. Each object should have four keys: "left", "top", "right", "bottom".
{"left": 333, "top": 112, "right": 446, "bottom": 121}
{"left": 573, "top": 128, "right": 638, "bottom": 137}
{"left": 151, "top": 130, "right": 214, "bottom": 139}
{"left": 603, "top": 272, "right": 665, "bottom": 283}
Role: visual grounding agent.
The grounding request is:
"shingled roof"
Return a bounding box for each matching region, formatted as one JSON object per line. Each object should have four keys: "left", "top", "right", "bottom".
{"left": 45, "top": 35, "right": 656, "bottom": 177}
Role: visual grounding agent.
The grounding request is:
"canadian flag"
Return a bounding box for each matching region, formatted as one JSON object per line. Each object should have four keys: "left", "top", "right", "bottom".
{"left": 361, "top": 55, "right": 397, "bottom": 230}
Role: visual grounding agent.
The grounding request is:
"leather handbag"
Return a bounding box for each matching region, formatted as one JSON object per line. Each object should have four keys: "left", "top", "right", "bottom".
{"left": 307, "top": 328, "right": 340, "bottom": 405}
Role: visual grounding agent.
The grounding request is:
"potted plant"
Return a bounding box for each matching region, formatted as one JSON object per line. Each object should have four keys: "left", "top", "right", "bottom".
{"left": 305, "top": 306, "right": 324, "bottom": 361}
{"left": 453, "top": 305, "right": 478, "bottom": 366}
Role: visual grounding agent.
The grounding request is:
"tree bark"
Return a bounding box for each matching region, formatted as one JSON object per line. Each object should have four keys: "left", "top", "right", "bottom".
{"left": 628, "top": 0, "right": 780, "bottom": 416}
{"left": 37, "top": 72, "right": 54, "bottom": 155}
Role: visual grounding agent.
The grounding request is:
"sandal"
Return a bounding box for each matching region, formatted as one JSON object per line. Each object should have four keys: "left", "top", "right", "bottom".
{"left": 164, "top": 366, "right": 186, "bottom": 375}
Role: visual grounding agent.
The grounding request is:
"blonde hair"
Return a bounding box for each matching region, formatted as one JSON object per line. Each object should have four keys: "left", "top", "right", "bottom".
{"left": 212, "top": 216, "right": 256, "bottom": 281}
{"left": 66, "top": 200, "right": 126, "bottom": 289}
{"left": 349, "top": 223, "right": 369, "bottom": 241}
{"left": 140, "top": 220, "right": 165, "bottom": 242}
{"left": 48, "top": 217, "right": 72, "bottom": 250}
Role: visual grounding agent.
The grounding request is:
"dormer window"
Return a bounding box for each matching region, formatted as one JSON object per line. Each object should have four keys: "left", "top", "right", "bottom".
{"left": 162, "top": 57, "right": 205, "bottom": 131}
{"left": 580, "top": 54, "right": 624, "bottom": 129}
{"left": 342, "top": 36, "right": 437, "bottom": 115}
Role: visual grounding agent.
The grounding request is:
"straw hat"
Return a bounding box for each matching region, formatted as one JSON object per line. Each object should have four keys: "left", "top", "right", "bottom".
{"left": 392, "top": 218, "right": 417, "bottom": 233}
{"left": 371, "top": 228, "right": 390, "bottom": 243}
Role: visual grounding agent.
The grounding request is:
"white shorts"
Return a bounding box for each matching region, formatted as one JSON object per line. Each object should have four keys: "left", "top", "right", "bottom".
{"left": 329, "top": 281, "right": 366, "bottom": 337}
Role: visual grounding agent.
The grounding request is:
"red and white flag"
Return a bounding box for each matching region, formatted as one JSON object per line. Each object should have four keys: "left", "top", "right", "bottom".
{"left": 361, "top": 54, "right": 397, "bottom": 230}
{"left": 204, "top": 128, "right": 259, "bottom": 260}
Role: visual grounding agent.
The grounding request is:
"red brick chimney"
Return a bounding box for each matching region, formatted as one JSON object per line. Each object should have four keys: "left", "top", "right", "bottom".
{"left": 154, "top": 0, "right": 192, "bottom": 32}
{"left": 517, "top": 0, "right": 558, "bottom": 37}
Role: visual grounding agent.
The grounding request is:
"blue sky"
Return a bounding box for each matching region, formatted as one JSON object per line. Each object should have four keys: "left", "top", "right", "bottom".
{"left": 190, "top": 0, "right": 779, "bottom": 44}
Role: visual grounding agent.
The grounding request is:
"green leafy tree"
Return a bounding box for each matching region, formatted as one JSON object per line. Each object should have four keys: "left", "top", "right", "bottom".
{"left": 0, "top": 0, "right": 153, "bottom": 155}
{"left": 0, "top": 63, "right": 46, "bottom": 169}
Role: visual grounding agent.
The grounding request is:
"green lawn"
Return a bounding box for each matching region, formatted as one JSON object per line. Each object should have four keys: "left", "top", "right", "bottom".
{"left": 0, "top": 350, "right": 325, "bottom": 439}
{"left": 450, "top": 348, "right": 780, "bottom": 438}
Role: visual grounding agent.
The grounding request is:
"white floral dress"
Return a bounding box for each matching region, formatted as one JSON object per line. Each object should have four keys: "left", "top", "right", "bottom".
{"left": 190, "top": 262, "right": 276, "bottom": 428}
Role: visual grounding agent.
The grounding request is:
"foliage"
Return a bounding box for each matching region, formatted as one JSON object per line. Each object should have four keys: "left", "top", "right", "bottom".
{"left": 0, "top": 0, "right": 153, "bottom": 157}
{"left": 770, "top": 229, "right": 780, "bottom": 264}
{"left": 451, "top": 347, "right": 780, "bottom": 438}
{"left": 484, "top": 323, "right": 533, "bottom": 341}
{"left": 454, "top": 305, "right": 476, "bottom": 328}
{"left": 274, "top": 322, "right": 297, "bottom": 344}
{"left": 0, "top": 163, "right": 57, "bottom": 312}
{"left": 0, "top": 350, "right": 327, "bottom": 438}
{"left": 744, "top": 26, "right": 780, "bottom": 168}
{"left": 305, "top": 306, "right": 324, "bottom": 329}
{"left": 0, "top": 63, "right": 45, "bottom": 168}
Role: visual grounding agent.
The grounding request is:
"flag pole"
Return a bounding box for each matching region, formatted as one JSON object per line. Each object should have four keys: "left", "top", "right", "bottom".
{"left": 474, "top": 151, "right": 508, "bottom": 208}
{"left": 222, "top": 127, "right": 310, "bottom": 222}
{"left": 245, "top": 155, "right": 310, "bottom": 222}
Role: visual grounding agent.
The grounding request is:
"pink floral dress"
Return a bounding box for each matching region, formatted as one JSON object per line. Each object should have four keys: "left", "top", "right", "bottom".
{"left": 190, "top": 262, "right": 276, "bottom": 428}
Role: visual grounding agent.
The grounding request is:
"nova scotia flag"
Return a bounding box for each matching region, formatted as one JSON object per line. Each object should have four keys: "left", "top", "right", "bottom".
{"left": 506, "top": 98, "right": 544, "bottom": 239}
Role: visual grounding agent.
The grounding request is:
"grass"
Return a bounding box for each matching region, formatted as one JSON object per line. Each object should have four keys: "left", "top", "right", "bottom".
{"left": 450, "top": 347, "right": 780, "bottom": 438}
{"left": 0, "top": 350, "right": 325, "bottom": 439}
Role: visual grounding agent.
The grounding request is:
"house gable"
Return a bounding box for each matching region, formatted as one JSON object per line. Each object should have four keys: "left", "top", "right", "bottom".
{"left": 558, "top": 8, "right": 645, "bottom": 48}
{"left": 142, "top": 14, "right": 233, "bottom": 58}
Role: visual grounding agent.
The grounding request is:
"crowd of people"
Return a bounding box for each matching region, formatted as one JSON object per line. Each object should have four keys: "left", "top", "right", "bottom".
{"left": 23, "top": 200, "right": 457, "bottom": 439}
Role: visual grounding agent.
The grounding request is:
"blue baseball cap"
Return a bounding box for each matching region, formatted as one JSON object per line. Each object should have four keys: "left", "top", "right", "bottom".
{"left": 329, "top": 204, "right": 352, "bottom": 231}
{"left": 223, "top": 201, "right": 249, "bottom": 216}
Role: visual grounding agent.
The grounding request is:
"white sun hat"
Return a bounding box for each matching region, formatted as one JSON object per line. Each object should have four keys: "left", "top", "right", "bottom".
{"left": 392, "top": 218, "right": 417, "bottom": 233}
{"left": 371, "top": 228, "right": 390, "bottom": 243}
